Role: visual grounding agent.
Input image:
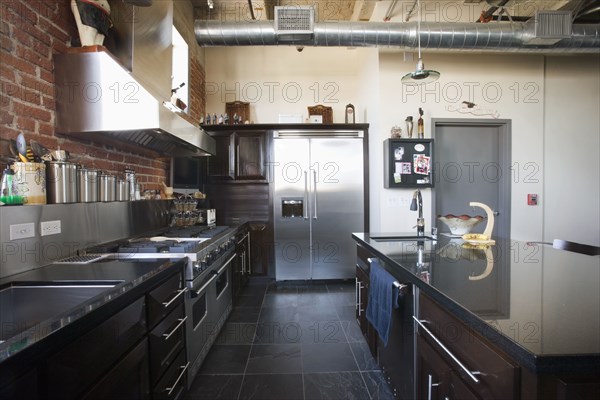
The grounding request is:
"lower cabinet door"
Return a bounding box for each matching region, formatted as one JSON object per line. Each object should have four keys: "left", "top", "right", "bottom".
{"left": 81, "top": 338, "right": 150, "bottom": 400}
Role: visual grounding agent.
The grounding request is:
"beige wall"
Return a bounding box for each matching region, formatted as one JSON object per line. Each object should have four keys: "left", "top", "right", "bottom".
{"left": 204, "top": 47, "right": 600, "bottom": 244}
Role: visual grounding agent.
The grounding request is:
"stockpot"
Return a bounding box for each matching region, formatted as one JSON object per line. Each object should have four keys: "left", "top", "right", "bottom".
{"left": 116, "top": 179, "right": 130, "bottom": 201}
{"left": 99, "top": 174, "right": 116, "bottom": 202}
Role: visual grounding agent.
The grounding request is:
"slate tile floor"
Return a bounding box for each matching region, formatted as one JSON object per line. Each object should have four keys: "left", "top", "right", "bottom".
{"left": 185, "top": 279, "right": 395, "bottom": 400}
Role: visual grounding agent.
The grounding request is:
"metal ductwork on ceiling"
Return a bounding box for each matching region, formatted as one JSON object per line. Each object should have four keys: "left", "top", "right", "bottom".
{"left": 194, "top": 19, "right": 600, "bottom": 53}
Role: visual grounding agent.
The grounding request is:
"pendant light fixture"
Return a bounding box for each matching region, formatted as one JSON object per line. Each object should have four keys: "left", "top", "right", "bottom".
{"left": 402, "top": 0, "right": 440, "bottom": 85}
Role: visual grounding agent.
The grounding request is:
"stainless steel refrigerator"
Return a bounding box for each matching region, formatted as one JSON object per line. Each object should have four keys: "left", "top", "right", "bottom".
{"left": 272, "top": 129, "right": 366, "bottom": 280}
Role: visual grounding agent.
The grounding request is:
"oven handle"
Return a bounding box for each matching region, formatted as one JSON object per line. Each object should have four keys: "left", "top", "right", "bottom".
{"left": 217, "top": 253, "right": 236, "bottom": 275}
{"left": 194, "top": 275, "right": 217, "bottom": 296}
{"left": 162, "top": 317, "right": 188, "bottom": 341}
{"left": 162, "top": 288, "right": 187, "bottom": 308}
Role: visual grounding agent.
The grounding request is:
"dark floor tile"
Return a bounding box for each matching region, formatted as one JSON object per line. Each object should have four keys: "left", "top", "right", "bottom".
{"left": 245, "top": 344, "right": 302, "bottom": 374}
{"left": 228, "top": 306, "right": 261, "bottom": 323}
{"left": 327, "top": 281, "right": 356, "bottom": 293}
{"left": 297, "top": 304, "right": 339, "bottom": 322}
{"left": 297, "top": 282, "right": 329, "bottom": 293}
{"left": 302, "top": 342, "right": 359, "bottom": 373}
{"left": 238, "top": 374, "right": 303, "bottom": 400}
{"left": 327, "top": 292, "right": 356, "bottom": 306}
{"left": 304, "top": 372, "right": 370, "bottom": 400}
{"left": 350, "top": 341, "right": 379, "bottom": 371}
{"left": 258, "top": 306, "right": 299, "bottom": 323}
{"left": 341, "top": 320, "right": 367, "bottom": 343}
{"left": 253, "top": 321, "right": 303, "bottom": 344}
{"left": 185, "top": 374, "right": 244, "bottom": 400}
{"left": 267, "top": 282, "right": 299, "bottom": 293}
{"left": 362, "top": 371, "right": 396, "bottom": 400}
{"left": 240, "top": 284, "right": 268, "bottom": 296}
{"left": 262, "top": 293, "right": 299, "bottom": 308}
{"left": 336, "top": 305, "right": 357, "bottom": 321}
{"left": 214, "top": 322, "right": 257, "bottom": 345}
{"left": 198, "top": 344, "right": 252, "bottom": 374}
{"left": 296, "top": 292, "right": 335, "bottom": 307}
{"left": 236, "top": 295, "right": 264, "bottom": 308}
{"left": 298, "top": 321, "right": 347, "bottom": 345}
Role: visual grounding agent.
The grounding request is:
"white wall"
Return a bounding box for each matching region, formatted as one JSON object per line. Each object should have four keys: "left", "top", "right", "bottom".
{"left": 204, "top": 47, "right": 600, "bottom": 244}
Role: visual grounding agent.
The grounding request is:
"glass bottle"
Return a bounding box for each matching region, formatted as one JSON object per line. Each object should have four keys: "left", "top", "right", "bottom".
{"left": 405, "top": 116, "right": 413, "bottom": 138}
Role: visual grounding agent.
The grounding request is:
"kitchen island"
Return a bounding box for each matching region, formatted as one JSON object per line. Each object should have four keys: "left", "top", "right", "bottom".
{"left": 353, "top": 232, "right": 600, "bottom": 399}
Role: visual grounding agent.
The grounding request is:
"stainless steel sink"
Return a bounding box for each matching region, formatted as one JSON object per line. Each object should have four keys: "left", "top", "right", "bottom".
{"left": 0, "top": 283, "right": 120, "bottom": 342}
{"left": 370, "top": 235, "right": 435, "bottom": 242}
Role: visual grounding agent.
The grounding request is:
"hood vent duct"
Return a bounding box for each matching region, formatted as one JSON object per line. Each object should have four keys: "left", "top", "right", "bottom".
{"left": 195, "top": 19, "right": 599, "bottom": 53}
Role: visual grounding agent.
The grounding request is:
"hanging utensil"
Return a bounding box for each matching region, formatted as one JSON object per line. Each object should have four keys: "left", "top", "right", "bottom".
{"left": 16, "top": 133, "right": 29, "bottom": 161}
{"left": 30, "top": 140, "right": 50, "bottom": 162}
{"left": 8, "top": 140, "right": 19, "bottom": 159}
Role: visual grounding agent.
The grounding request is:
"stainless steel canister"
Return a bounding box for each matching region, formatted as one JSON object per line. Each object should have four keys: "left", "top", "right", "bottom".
{"left": 46, "top": 161, "right": 78, "bottom": 204}
{"left": 116, "top": 179, "right": 130, "bottom": 201}
{"left": 77, "top": 168, "right": 99, "bottom": 202}
{"left": 99, "top": 174, "right": 116, "bottom": 202}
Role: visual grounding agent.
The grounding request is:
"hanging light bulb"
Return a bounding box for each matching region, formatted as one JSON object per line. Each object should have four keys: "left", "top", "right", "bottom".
{"left": 402, "top": 0, "right": 440, "bottom": 85}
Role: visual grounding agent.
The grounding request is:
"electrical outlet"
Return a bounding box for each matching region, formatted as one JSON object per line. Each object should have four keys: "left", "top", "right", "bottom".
{"left": 10, "top": 223, "right": 35, "bottom": 240}
{"left": 41, "top": 220, "right": 61, "bottom": 236}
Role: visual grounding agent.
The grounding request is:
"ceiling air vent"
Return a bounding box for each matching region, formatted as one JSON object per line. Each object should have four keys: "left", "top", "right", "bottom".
{"left": 274, "top": 6, "right": 315, "bottom": 35}
{"left": 525, "top": 11, "right": 572, "bottom": 45}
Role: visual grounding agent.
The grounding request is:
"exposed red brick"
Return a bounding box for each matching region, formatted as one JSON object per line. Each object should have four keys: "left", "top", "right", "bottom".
{"left": 13, "top": 101, "right": 51, "bottom": 122}
{"left": 38, "top": 121, "right": 54, "bottom": 136}
{"left": 2, "top": 52, "right": 36, "bottom": 75}
{"left": 15, "top": 116, "right": 35, "bottom": 132}
{"left": 20, "top": 74, "right": 53, "bottom": 96}
{"left": 1, "top": 35, "right": 14, "bottom": 51}
{"left": 16, "top": 45, "right": 52, "bottom": 71}
{"left": 39, "top": 68, "right": 54, "bottom": 84}
{"left": 0, "top": 109, "right": 14, "bottom": 125}
{"left": 39, "top": 17, "right": 70, "bottom": 44}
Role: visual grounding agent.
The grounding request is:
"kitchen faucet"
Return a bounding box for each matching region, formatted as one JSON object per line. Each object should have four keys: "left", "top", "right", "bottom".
{"left": 410, "top": 189, "right": 425, "bottom": 236}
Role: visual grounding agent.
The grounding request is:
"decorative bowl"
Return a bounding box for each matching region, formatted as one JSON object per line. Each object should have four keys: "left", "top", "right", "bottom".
{"left": 437, "top": 214, "right": 485, "bottom": 236}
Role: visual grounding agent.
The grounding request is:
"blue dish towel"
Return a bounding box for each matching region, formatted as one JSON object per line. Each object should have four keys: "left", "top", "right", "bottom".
{"left": 366, "top": 259, "right": 400, "bottom": 347}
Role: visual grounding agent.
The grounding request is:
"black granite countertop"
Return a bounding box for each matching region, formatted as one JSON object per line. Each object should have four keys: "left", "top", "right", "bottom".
{"left": 353, "top": 232, "right": 600, "bottom": 374}
{"left": 0, "top": 258, "right": 185, "bottom": 364}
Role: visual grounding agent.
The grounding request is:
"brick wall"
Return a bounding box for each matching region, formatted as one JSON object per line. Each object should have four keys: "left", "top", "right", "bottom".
{"left": 1, "top": 0, "right": 206, "bottom": 189}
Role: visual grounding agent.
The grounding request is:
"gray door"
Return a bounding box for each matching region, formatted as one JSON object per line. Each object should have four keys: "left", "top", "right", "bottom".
{"left": 310, "top": 138, "right": 364, "bottom": 280}
{"left": 433, "top": 119, "right": 511, "bottom": 239}
{"left": 273, "top": 138, "right": 311, "bottom": 280}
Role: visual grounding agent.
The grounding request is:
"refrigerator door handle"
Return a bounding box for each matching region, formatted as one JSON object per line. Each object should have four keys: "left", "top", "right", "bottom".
{"left": 304, "top": 170, "right": 309, "bottom": 220}
{"left": 313, "top": 169, "right": 318, "bottom": 220}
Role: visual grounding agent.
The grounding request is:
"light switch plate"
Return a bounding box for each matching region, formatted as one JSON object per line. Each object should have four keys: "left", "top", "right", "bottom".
{"left": 10, "top": 223, "right": 35, "bottom": 240}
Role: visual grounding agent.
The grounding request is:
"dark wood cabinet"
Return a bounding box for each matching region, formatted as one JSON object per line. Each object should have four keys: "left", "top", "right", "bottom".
{"left": 249, "top": 223, "right": 268, "bottom": 275}
{"left": 232, "top": 228, "right": 250, "bottom": 302}
{"left": 234, "top": 131, "right": 267, "bottom": 181}
{"left": 204, "top": 130, "right": 268, "bottom": 182}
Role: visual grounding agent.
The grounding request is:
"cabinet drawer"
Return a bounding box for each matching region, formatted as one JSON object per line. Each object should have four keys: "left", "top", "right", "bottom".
{"left": 153, "top": 350, "right": 188, "bottom": 400}
{"left": 418, "top": 293, "right": 519, "bottom": 399}
{"left": 46, "top": 297, "right": 146, "bottom": 399}
{"left": 147, "top": 271, "right": 185, "bottom": 330}
{"left": 149, "top": 303, "right": 186, "bottom": 386}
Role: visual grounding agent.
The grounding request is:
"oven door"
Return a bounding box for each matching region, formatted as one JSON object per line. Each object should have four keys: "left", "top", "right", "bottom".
{"left": 185, "top": 272, "right": 217, "bottom": 380}
{"left": 213, "top": 252, "right": 234, "bottom": 322}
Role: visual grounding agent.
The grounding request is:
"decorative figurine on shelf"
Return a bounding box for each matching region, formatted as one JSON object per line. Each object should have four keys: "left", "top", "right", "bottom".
{"left": 218, "top": 114, "right": 224, "bottom": 125}
{"left": 390, "top": 126, "right": 402, "bottom": 138}
{"left": 205, "top": 113, "right": 211, "bottom": 124}
{"left": 405, "top": 116, "right": 414, "bottom": 138}
{"left": 345, "top": 103, "right": 355, "bottom": 124}
{"left": 417, "top": 108, "right": 424, "bottom": 139}
{"left": 71, "top": 0, "right": 112, "bottom": 47}
{"left": 233, "top": 113, "right": 239, "bottom": 124}
{"left": 212, "top": 113, "right": 217, "bottom": 125}
{"left": 224, "top": 113, "right": 229, "bottom": 124}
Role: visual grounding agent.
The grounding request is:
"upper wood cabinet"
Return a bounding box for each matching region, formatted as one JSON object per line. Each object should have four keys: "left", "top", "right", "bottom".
{"left": 204, "top": 130, "right": 268, "bottom": 182}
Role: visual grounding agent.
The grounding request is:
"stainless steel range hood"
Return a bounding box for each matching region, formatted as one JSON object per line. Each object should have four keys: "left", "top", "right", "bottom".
{"left": 54, "top": 50, "right": 215, "bottom": 157}
{"left": 54, "top": 1, "right": 214, "bottom": 157}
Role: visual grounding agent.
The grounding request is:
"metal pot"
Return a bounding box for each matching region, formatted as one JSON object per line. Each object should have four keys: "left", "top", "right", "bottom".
{"left": 116, "top": 179, "right": 130, "bottom": 201}
{"left": 99, "top": 174, "right": 116, "bottom": 202}
{"left": 77, "top": 168, "right": 99, "bottom": 202}
{"left": 46, "top": 161, "right": 78, "bottom": 204}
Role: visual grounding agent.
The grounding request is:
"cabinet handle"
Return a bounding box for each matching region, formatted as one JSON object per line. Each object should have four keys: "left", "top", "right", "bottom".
{"left": 357, "top": 279, "right": 365, "bottom": 316}
{"left": 162, "top": 288, "right": 187, "bottom": 308}
{"left": 162, "top": 317, "right": 188, "bottom": 341}
{"left": 413, "top": 317, "right": 481, "bottom": 383}
{"left": 165, "top": 362, "right": 189, "bottom": 396}
{"left": 355, "top": 277, "right": 359, "bottom": 311}
{"left": 236, "top": 144, "right": 240, "bottom": 177}
{"left": 428, "top": 374, "right": 441, "bottom": 400}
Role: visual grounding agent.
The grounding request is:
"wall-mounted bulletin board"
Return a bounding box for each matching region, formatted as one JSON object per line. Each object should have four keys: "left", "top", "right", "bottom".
{"left": 384, "top": 138, "right": 434, "bottom": 188}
